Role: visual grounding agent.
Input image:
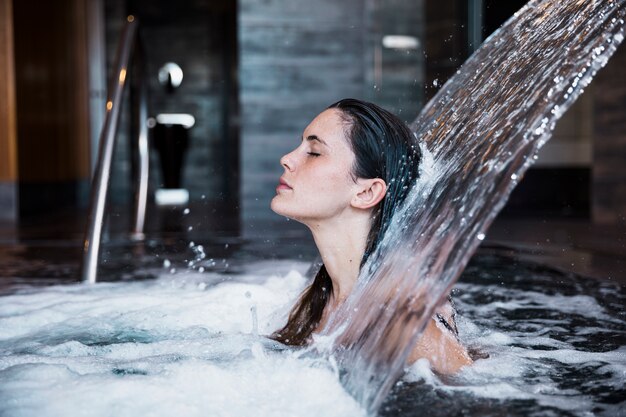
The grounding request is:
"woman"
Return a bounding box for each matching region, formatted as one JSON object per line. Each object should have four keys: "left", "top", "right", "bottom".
{"left": 270, "top": 98, "right": 472, "bottom": 374}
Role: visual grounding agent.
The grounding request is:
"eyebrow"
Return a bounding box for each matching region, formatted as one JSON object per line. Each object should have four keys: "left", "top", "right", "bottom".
{"left": 304, "top": 135, "right": 328, "bottom": 146}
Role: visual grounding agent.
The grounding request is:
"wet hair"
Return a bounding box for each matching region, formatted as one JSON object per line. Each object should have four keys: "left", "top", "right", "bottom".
{"left": 272, "top": 98, "right": 422, "bottom": 346}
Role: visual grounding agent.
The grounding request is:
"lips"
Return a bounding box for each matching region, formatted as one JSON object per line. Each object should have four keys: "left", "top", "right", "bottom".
{"left": 276, "top": 177, "right": 293, "bottom": 192}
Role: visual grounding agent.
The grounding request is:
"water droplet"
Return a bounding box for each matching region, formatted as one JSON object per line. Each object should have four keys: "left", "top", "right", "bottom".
{"left": 188, "top": 226, "right": 193, "bottom": 231}
{"left": 163, "top": 259, "right": 171, "bottom": 268}
{"left": 477, "top": 233, "right": 486, "bottom": 241}
{"left": 183, "top": 208, "right": 190, "bottom": 215}
{"left": 511, "top": 174, "right": 518, "bottom": 180}
{"left": 198, "top": 266, "right": 205, "bottom": 273}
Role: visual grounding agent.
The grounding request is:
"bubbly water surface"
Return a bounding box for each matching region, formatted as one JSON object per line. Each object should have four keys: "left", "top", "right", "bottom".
{"left": 0, "top": 260, "right": 364, "bottom": 417}
{"left": 1, "top": 254, "right": 624, "bottom": 417}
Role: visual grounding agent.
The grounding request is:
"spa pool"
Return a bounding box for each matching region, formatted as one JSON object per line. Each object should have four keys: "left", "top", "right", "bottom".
{"left": 0, "top": 239, "right": 624, "bottom": 417}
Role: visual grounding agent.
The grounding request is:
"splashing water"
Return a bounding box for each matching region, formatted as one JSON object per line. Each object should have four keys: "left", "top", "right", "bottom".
{"left": 321, "top": 0, "right": 626, "bottom": 412}
{"left": 0, "top": 252, "right": 624, "bottom": 416}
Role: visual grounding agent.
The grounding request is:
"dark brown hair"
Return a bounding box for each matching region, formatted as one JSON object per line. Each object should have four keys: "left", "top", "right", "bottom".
{"left": 272, "top": 98, "right": 422, "bottom": 346}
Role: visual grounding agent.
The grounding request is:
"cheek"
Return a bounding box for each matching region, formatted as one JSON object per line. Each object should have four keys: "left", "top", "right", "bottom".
{"left": 309, "top": 167, "right": 356, "bottom": 208}
{"left": 329, "top": 175, "right": 354, "bottom": 198}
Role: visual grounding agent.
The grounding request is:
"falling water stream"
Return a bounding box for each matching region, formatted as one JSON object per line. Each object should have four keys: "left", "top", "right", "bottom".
{"left": 321, "top": 0, "right": 626, "bottom": 413}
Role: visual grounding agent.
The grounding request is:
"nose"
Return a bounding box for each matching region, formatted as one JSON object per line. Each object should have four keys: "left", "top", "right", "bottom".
{"left": 280, "top": 151, "right": 295, "bottom": 172}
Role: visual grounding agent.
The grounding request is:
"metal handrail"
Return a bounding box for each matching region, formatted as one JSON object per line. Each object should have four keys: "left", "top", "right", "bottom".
{"left": 81, "top": 16, "right": 149, "bottom": 284}
{"left": 131, "top": 38, "right": 149, "bottom": 241}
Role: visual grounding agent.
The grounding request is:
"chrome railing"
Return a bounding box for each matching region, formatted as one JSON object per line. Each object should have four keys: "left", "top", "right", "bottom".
{"left": 82, "top": 16, "right": 149, "bottom": 284}
{"left": 131, "top": 37, "right": 149, "bottom": 241}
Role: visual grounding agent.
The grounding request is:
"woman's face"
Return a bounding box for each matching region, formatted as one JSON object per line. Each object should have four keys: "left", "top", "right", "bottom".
{"left": 271, "top": 108, "right": 361, "bottom": 225}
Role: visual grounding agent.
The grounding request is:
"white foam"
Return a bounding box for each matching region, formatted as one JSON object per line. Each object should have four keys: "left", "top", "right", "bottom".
{"left": 1, "top": 259, "right": 624, "bottom": 416}
{"left": 398, "top": 278, "right": 626, "bottom": 416}
{"left": 0, "top": 263, "right": 364, "bottom": 417}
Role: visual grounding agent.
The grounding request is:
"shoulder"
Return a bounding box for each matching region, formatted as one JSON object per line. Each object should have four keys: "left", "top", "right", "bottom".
{"left": 407, "top": 302, "right": 472, "bottom": 374}
{"left": 434, "top": 300, "right": 459, "bottom": 336}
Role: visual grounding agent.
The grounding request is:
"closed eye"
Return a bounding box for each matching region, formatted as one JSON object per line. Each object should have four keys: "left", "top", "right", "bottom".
{"left": 307, "top": 152, "right": 321, "bottom": 157}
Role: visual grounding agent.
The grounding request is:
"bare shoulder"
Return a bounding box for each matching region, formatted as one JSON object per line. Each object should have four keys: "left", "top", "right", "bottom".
{"left": 408, "top": 306, "right": 472, "bottom": 374}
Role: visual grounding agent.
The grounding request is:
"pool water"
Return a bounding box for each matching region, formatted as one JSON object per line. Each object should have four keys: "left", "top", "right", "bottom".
{"left": 0, "top": 242, "right": 624, "bottom": 417}
{"left": 381, "top": 253, "right": 626, "bottom": 417}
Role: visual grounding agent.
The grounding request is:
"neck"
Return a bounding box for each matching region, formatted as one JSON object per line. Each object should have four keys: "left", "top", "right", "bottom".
{"left": 306, "top": 209, "right": 372, "bottom": 303}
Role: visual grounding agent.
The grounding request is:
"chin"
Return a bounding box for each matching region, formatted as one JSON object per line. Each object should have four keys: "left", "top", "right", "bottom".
{"left": 270, "top": 195, "right": 289, "bottom": 217}
{"left": 270, "top": 197, "right": 305, "bottom": 223}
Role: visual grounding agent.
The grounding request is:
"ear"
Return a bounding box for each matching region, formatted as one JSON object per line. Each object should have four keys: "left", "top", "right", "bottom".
{"left": 351, "top": 178, "right": 387, "bottom": 210}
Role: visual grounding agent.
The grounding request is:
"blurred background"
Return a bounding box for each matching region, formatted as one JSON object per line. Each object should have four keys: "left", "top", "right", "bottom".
{"left": 0, "top": 0, "right": 624, "bottom": 281}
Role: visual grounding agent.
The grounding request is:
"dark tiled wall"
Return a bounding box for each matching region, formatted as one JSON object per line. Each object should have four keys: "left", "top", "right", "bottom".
{"left": 592, "top": 42, "right": 626, "bottom": 224}
{"left": 104, "top": 0, "right": 238, "bottom": 210}
{"left": 423, "top": 0, "right": 467, "bottom": 101}
{"left": 366, "top": 0, "right": 425, "bottom": 119}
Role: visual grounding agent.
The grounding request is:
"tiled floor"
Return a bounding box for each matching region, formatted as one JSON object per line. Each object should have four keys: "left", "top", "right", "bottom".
{"left": 0, "top": 209, "right": 624, "bottom": 285}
